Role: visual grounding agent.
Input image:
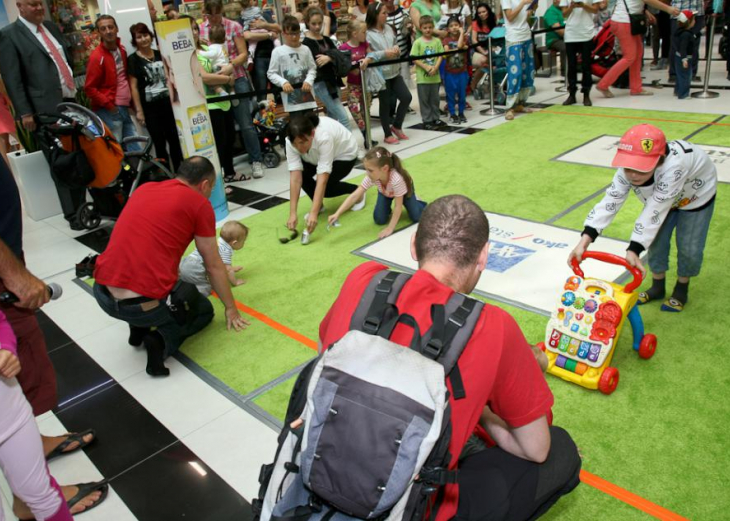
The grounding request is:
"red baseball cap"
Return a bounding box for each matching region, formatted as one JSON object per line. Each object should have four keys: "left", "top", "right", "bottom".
{"left": 612, "top": 124, "right": 667, "bottom": 172}
{"left": 677, "top": 10, "right": 695, "bottom": 23}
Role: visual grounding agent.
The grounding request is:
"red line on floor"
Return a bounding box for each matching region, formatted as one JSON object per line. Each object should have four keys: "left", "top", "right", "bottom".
{"left": 510, "top": 234, "right": 533, "bottom": 241}
{"left": 546, "top": 110, "right": 730, "bottom": 127}
{"left": 580, "top": 470, "right": 688, "bottom": 520}
{"left": 222, "top": 296, "right": 688, "bottom": 519}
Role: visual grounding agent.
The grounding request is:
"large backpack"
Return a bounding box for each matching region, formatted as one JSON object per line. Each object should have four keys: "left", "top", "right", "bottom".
{"left": 253, "top": 270, "right": 484, "bottom": 521}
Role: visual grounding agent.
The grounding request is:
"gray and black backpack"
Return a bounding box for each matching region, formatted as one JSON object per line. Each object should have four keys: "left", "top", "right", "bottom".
{"left": 252, "top": 270, "right": 484, "bottom": 521}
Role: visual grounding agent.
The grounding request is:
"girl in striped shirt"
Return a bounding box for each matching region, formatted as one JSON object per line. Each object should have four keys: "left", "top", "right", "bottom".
{"left": 328, "top": 147, "right": 427, "bottom": 238}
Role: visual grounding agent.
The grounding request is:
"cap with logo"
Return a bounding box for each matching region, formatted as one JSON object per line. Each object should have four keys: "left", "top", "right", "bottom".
{"left": 612, "top": 124, "right": 667, "bottom": 172}
{"left": 677, "top": 10, "right": 695, "bottom": 24}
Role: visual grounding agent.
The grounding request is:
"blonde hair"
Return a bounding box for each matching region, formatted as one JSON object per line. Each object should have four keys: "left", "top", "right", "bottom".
{"left": 220, "top": 221, "right": 249, "bottom": 244}
{"left": 347, "top": 19, "right": 366, "bottom": 39}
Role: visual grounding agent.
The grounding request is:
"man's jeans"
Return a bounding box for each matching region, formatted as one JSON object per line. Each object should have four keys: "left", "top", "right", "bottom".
{"left": 233, "top": 75, "right": 263, "bottom": 164}
{"left": 95, "top": 106, "right": 141, "bottom": 152}
{"left": 93, "top": 283, "right": 214, "bottom": 357}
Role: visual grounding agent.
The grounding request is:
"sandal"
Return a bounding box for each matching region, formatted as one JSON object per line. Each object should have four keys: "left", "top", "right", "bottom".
{"left": 505, "top": 109, "right": 515, "bottom": 121}
{"left": 46, "top": 429, "right": 96, "bottom": 461}
{"left": 223, "top": 172, "right": 252, "bottom": 183}
{"left": 660, "top": 297, "right": 684, "bottom": 313}
{"left": 67, "top": 481, "right": 109, "bottom": 514}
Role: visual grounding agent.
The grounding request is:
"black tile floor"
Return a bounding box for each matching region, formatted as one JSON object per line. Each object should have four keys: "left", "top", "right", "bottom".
{"left": 36, "top": 311, "right": 251, "bottom": 519}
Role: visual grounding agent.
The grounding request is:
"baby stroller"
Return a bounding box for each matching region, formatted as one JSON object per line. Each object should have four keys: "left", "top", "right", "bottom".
{"left": 473, "top": 26, "right": 508, "bottom": 105}
{"left": 36, "top": 103, "right": 173, "bottom": 230}
{"left": 591, "top": 20, "right": 619, "bottom": 80}
{"left": 252, "top": 99, "right": 287, "bottom": 168}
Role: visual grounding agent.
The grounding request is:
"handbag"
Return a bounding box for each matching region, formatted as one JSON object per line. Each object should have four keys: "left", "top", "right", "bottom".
{"left": 623, "top": 0, "right": 647, "bottom": 35}
{"left": 46, "top": 132, "right": 95, "bottom": 189}
{"left": 167, "top": 281, "right": 200, "bottom": 326}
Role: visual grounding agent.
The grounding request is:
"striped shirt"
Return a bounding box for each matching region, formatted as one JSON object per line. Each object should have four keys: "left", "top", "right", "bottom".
{"left": 199, "top": 18, "right": 247, "bottom": 79}
{"left": 188, "top": 237, "right": 235, "bottom": 266}
{"left": 387, "top": 8, "right": 412, "bottom": 57}
{"left": 671, "top": 0, "right": 704, "bottom": 15}
{"left": 361, "top": 170, "right": 409, "bottom": 198}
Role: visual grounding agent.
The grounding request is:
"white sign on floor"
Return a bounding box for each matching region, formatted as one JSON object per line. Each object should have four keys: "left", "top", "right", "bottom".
{"left": 554, "top": 135, "right": 730, "bottom": 184}
{"left": 356, "top": 213, "right": 634, "bottom": 314}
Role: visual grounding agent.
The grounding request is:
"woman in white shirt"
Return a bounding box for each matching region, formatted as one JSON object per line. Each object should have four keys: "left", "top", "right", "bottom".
{"left": 560, "top": 0, "right": 602, "bottom": 106}
{"left": 501, "top": 0, "right": 537, "bottom": 120}
{"left": 595, "top": 0, "right": 678, "bottom": 97}
{"left": 286, "top": 113, "right": 365, "bottom": 235}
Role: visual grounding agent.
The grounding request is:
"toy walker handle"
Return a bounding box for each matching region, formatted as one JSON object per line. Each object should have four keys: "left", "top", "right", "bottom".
{"left": 570, "top": 251, "right": 643, "bottom": 293}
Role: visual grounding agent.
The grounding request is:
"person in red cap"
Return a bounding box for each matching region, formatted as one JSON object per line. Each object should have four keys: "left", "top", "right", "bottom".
{"left": 673, "top": 10, "right": 695, "bottom": 99}
{"left": 569, "top": 124, "right": 717, "bottom": 312}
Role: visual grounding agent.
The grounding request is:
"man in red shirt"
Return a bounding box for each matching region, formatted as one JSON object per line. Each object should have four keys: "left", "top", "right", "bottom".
{"left": 319, "top": 195, "right": 581, "bottom": 520}
{"left": 93, "top": 156, "right": 249, "bottom": 376}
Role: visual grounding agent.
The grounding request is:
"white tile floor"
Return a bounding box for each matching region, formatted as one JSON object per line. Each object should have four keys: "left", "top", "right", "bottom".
{"left": 2, "top": 52, "right": 729, "bottom": 520}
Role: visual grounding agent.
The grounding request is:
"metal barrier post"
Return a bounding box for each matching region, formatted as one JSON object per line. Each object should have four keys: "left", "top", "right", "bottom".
{"left": 479, "top": 36, "right": 505, "bottom": 116}
{"left": 272, "top": 0, "right": 285, "bottom": 28}
{"left": 360, "top": 68, "right": 372, "bottom": 149}
{"left": 691, "top": 15, "right": 719, "bottom": 99}
{"left": 555, "top": 55, "right": 568, "bottom": 92}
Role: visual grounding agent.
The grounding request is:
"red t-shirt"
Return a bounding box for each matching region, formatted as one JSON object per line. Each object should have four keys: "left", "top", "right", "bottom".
{"left": 94, "top": 179, "right": 216, "bottom": 299}
{"left": 319, "top": 261, "right": 554, "bottom": 521}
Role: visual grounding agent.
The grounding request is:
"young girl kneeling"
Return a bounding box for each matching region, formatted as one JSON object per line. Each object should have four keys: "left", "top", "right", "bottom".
{"left": 328, "top": 147, "right": 427, "bottom": 238}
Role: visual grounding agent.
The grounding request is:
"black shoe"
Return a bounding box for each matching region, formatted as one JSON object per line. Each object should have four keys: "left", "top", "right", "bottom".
{"left": 449, "top": 115, "right": 460, "bottom": 124}
{"left": 423, "top": 121, "right": 437, "bottom": 130}
{"left": 459, "top": 114, "right": 467, "bottom": 123}
{"left": 563, "top": 95, "right": 577, "bottom": 106}
{"left": 129, "top": 326, "right": 150, "bottom": 347}
{"left": 69, "top": 220, "right": 85, "bottom": 231}
{"left": 75, "top": 254, "right": 98, "bottom": 278}
{"left": 583, "top": 94, "right": 592, "bottom": 106}
{"left": 144, "top": 332, "right": 170, "bottom": 377}
{"left": 364, "top": 139, "right": 378, "bottom": 149}
{"left": 439, "top": 107, "right": 449, "bottom": 116}
{"left": 434, "top": 119, "right": 448, "bottom": 127}
{"left": 692, "top": 75, "right": 701, "bottom": 82}
{"left": 668, "top": 76, "right": 676, "bottom": 84}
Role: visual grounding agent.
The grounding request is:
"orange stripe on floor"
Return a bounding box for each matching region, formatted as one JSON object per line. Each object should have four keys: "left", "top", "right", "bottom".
{"left": 219, "top": 295, "right": 687, "bottom": 519}
{"left": 580, "top": 470, "right": 688, "bottom": 520}
{"left": 546, "top": 109, "right": 730, "bottom": 127}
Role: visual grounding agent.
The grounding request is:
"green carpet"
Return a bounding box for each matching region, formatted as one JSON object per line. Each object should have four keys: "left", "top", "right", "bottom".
{"left": 138, "top": 106, "right": 730, "bottom": 519}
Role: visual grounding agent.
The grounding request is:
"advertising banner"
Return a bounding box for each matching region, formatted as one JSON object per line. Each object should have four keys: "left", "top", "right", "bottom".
{"left": 155, "top": 18, "right": 229, "bottom": 221}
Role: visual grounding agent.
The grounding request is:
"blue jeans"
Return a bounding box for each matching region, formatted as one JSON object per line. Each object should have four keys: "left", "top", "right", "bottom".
{"left": 648, "top": 199, "right": 715, "bottom": 278}
{"left": 93, "top": 283, "right": 214, "bottom": 357}
{"left": 673, "top": 55, "right": 691, "bottom": 99}
{"left": 233, "top": 75, "right": 263, "bottom": 163}
{"left": 252, "top": 56, "right": 271, "bottom": 102}
{"left": 373, "top": 191, "right": 427, "bottom": 225}
{"left": 313, "top": 81, "right": 351, "bottom": 130}
{"left": 95, "top": 106, "right": 141, "bottom": 152}
{"left": 444, "top": 71, "right": 469, "bottom": 116}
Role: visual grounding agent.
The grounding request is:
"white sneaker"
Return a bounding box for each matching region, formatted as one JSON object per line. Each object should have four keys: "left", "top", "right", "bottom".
{"left": 252, "top": 162, "right": 264, "bottom": 178}
{"left": 351, "top": 193, "right": 366, "bottom": 211}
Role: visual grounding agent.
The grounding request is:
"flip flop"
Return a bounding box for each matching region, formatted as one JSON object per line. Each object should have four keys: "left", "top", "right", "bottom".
{"left": 661, "top": 297, "right": 684, "bottom": 313}
{"left": 67, "top": 481, "right": 109, "bottom": 514}
{"left": 46, "top": 429, "right": 96, "bottom": 461}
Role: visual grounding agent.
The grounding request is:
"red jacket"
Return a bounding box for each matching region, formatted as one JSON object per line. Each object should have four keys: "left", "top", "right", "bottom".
{"left": 84, "top": 39, "right": 128, "bottom": 111}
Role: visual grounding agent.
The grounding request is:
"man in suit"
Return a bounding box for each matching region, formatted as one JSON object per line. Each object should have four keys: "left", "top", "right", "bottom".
{"left": 0, "top": 0, "right": 87, "bottom": 230}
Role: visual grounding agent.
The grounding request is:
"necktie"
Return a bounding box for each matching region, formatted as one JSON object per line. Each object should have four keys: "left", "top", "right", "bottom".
{"left": 37, "top": 24, "right": 75, "bottom": 91}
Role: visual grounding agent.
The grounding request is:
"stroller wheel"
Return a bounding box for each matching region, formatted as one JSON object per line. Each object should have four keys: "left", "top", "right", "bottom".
{"left": 263, "top": 151, "right": 281, "bottom": 169}
{"left": 77, "top": 202, "right": 101, "bottom": 230}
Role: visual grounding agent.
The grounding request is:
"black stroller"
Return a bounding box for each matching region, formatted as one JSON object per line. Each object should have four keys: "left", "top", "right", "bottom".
{"left": 252, "top": 100, "right": 287, "bottom": 168}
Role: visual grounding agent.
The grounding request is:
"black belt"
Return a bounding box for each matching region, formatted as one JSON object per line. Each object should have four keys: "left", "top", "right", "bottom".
{"left": 100, "top": 284, "right": 158, "bottom": 307}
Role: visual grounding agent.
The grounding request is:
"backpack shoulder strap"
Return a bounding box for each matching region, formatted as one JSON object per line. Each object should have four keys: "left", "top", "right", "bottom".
{"left": 349, "top": 269, "right": 412, "bottom": 334}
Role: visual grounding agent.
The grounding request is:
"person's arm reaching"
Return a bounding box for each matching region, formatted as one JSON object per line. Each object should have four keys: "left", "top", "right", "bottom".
{"left": 480, "top": 409, "right": 551, "bottom": 462}
{"left": 308, "top": 173, "right": 329, "bottom": 232}
{"left": 380, "top": 195, "right": 404, "bottom": 238}
{"left": 329, "top": 186, "right": 367, "bottom": 225}
{"left": 644, "top": 0, "right": 680, "bottom": 15}
{"left": 195, "top": 235, "right": 250, "bottom": 331}
{"left": 0, "top": 239, "right": 50, "bottom": 310}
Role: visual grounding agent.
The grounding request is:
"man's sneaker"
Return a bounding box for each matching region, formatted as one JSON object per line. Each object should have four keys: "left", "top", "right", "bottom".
{"left": 351, "top": 193, "right": 366, "bottom": 211}
{"left": 434, "top": 119, "right": 448, "bottom": 127}
{"left": 459, "top": 113, "right": 467, "bottom": 123}
{"left": 449, "top": 115, "right": 460, "bottom": 124}
{"left": 252, "top": 162, "right": 265, "bottom": 178}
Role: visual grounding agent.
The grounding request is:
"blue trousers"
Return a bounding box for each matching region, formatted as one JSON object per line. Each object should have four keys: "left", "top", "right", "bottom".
{"left": 95, "top": 106, "right": 141, "bottom": 152}
{"left": 373, "top": 191, "right": 427, "bottom": 225}
{"left": 444, "top": 71, "right": 469, "bottom": 116}
{"left": 505, "top": 40, "right": 535, "bottom": 109}
{"left": 233, "top": 75, "right": 263, "bottom": 164}
{"left": 648, "top": 199, "right": 715, "bottom": 278}
{"left": 673, "top": 55, "right": 691, "bottom": 99}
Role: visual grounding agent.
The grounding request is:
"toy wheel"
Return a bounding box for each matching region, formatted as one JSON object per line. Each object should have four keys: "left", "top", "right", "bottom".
{"left": 76, "top": 203, "right": 101, "bottom": 230}
{"left": 263, "top": 151, "right": 280, "bottom": 168}
{"left": 638, "top": 334, "right": 657, "bottom": 359}
{"left": 598, "top": 367, "right": 619, "bottom": 395}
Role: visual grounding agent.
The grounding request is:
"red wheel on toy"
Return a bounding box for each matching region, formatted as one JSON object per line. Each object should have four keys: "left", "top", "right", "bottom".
{"left": 638, "top": 334, "right": 657, "bottom": 359}
{"left": 598, "top": 367, "right": 619, "bottom": 395}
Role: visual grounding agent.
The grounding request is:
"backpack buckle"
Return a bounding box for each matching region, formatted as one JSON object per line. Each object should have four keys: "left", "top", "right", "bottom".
{"left": 419, "top": 466, "right": 458, "bottom": 485}
{"left": 423, "top": 337, "right": 443, "bottom": 359}
{"left": 448, "top": 313, "right": 466, "bottom": 328}
{"left": 362, "top": 316, "right": 381, "bottom": 334}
